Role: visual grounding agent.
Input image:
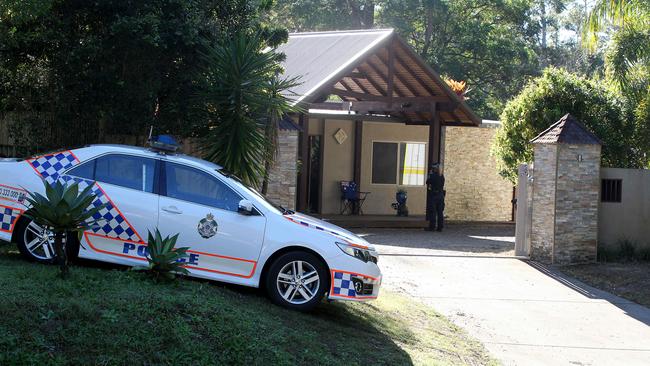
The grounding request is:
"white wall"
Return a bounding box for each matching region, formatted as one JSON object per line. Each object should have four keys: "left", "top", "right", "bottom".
{"left": 599, "top": 168, "right": 650, "bottom": 249}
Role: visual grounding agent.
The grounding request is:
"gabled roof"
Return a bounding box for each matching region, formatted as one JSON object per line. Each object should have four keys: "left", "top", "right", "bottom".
{"left": 275, "top": 29, "right": 480, "bottom": 126}
{"left": 531, "top": 114, "right": 602, "bottom": 145}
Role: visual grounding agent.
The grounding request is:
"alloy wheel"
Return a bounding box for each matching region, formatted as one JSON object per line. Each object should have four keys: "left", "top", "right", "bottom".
{"left": 23, "top": 221, "right": 58, "bottom": 261}
{"left": 276, "top": 260, "right": 321, "bottom": 305}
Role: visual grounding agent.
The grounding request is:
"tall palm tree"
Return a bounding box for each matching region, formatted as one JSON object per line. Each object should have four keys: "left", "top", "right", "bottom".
{"left": 584, "top": 1, "right": 650, "bottom": 167}
{"left": 198, "top": 33, "right": 298, "bottom": 187}
{"left": 584, "top": 0, "right": 649, "bottom": 45}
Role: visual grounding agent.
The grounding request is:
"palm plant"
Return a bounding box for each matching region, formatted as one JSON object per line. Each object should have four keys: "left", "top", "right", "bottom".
{"left": 197, "top": 32, "right": 299, "bottom": 187}
{"left": 261, "top": 74, "right": 301, "bottom": 194}
{"left": 23, "top": 180, "right": 105, "bottom": 277}
{"left": 141, "top": 229, "right": 190, "bottom": 282}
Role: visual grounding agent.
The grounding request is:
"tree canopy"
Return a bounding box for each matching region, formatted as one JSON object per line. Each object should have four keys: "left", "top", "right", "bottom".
{"left": 0, "top": 0, "right": 287, "bottom": 155}
{"left": 492, "top": 67, "right": 644, "bottom": 182}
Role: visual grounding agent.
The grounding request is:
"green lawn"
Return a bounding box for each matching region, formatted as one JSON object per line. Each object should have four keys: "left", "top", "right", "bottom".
{"left": 0, "top": 243, "right": 495, "bottom": 366}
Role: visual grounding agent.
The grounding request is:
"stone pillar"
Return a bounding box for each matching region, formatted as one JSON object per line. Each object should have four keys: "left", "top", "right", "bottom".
{"left": 265, "top": 129, "right": 299, "bottom": 210}
{"left": 529, "top": 114, "right": 602, "bottom": 264}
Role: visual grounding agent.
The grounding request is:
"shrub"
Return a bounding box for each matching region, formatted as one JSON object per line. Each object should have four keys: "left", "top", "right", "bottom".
{"left": 493, "top": 67, "right": 644, "bottom": 183}
{"left": 24, "top": 180, "right": 105, "bottom": 277}
{"left": 139, "top": 229, "right": 190, "bottom": 282}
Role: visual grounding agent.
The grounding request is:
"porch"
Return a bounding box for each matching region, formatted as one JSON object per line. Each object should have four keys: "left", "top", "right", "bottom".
{"left": 319, "top": 214, "right": 515, "bottom": 229}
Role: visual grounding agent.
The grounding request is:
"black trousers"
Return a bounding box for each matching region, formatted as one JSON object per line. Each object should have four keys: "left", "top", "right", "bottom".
{"left": 427, "top": 195, "right": 444, "bottom": 231}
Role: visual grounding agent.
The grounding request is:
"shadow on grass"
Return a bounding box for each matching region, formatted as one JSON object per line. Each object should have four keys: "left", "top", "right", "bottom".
{"left": 0, "top": 242, "right": 414, "bottom": 365}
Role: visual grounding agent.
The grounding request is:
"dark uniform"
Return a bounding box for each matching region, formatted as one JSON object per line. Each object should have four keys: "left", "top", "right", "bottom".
{"left": 426, "top": 167, "right": 445, "bottom": 231}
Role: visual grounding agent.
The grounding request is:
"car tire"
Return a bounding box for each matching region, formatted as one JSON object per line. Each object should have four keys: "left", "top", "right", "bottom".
{"left": 15, "top": 218, "right": 79, "bottom": 264}
{"left": 265, "top": 251, "right": 329, "bottom": 311}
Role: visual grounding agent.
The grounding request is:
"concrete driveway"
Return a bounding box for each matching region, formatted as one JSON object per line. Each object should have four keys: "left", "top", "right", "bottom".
{"left": 356, "top": 225, "right": 650, "bottom": 366}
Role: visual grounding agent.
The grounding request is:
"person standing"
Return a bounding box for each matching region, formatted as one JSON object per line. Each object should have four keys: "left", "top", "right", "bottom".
{"left": 425, "top": 163, "right": 445, "bottom": 232}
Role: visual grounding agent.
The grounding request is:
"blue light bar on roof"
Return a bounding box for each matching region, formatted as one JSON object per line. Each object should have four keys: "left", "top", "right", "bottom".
{"left": 149, "top": 134, "right": 179, "bottom": 153}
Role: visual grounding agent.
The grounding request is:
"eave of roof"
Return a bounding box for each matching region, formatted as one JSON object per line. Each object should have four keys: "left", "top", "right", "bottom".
{"left": 276, "top": 29, "right": 481, "bottom": 126}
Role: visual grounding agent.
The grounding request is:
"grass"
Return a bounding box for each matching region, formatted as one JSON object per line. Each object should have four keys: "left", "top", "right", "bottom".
{"left": 560, "top": 262, "right": 650, "bottom": 307}
{"left": 0, "top": 242, "right": 495, "bottom": 366}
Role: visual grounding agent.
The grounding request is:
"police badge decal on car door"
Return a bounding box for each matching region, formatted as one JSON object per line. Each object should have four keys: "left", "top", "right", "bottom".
{"left": 197, "top": 213, "right": 218, "bottom": 239}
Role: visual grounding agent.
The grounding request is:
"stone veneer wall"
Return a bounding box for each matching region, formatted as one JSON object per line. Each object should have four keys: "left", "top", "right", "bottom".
{"left": 553, "top": 144, "right": 600, "bottom": 264}
{"left": 442, "top": 124, "right": 514, "bottom": 222}
{"left": 530, "top": 144, "right": 558, "bottom": 263}
{"left": 264, "top": 130, "right": 299, "bottom": 210}
{"left": 530, "top": 143, "right": 601, "bottom": 264}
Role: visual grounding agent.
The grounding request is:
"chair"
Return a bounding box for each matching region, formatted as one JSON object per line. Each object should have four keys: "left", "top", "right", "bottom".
{"left": 340, "top": 181, "right": 369, "bottom": 215}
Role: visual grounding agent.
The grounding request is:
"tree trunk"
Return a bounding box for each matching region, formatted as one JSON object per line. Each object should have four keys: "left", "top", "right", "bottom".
{"left": 54, "top": 231, "right": 68, "bottom": 278}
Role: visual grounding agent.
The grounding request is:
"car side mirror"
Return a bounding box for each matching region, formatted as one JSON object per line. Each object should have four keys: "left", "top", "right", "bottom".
{"left": 238, "top": 199, "right": 255, "bottom": 216}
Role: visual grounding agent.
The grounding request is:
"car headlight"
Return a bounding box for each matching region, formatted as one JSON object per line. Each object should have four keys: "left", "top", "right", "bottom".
{"left": 335, "top": 242, "right": 379, "bottom": 263}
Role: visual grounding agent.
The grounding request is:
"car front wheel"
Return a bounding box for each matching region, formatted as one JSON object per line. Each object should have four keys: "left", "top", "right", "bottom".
{"left": 265, "top": 251, "right": 328, "bottom": 311}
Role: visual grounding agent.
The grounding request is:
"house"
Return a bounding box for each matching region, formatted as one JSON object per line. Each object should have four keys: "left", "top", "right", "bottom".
{"left": 264, "top": 29, "right": 514, "bottom": 221}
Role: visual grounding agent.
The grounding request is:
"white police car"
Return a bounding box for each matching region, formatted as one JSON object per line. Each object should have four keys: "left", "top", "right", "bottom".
{"left": 0, "top": 141, "right": 381, "bottom": 310}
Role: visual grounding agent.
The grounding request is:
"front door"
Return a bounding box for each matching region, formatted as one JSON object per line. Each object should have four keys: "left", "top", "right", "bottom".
{"left": 157, "top": 161, "right": 266, "bottom": 281}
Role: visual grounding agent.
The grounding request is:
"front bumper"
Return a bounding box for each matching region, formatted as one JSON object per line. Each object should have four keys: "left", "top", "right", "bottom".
{"left": 328, "top": 264, "right": 381, "bottom": 301}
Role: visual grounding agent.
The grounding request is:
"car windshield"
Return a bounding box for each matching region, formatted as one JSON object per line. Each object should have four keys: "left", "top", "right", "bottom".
{"left": 216, "top": 169, "right": 292, "bottom": 215}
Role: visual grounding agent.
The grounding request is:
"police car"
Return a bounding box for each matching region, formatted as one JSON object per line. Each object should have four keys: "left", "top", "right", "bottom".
{"left": 0, "top": 139, "right": 381, "bottom": 310}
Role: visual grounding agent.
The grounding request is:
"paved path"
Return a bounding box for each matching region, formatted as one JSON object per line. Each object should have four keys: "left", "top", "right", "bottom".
{"left": 356, "top": 226, "right": 650, "bottom": 366}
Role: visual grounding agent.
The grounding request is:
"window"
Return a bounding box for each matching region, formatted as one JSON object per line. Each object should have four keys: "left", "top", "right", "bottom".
{"left": 95, "top": 155, "right": 155, "bottom": 192}
{"left": 601, "top": 179, "right": 622, "bottom": 202}
{"left": 372, "top": 142, "right": 398, "bottom": 184}
{"left": 66, "top": 154, "right": 156, "bottom": 193}
{"left": 371, "top": 142, "right": 426, "bottom": 185}
{"left": 399, "top": 142, "right": 426, "bottom": 185}
{"left": 66, "top": 160, "right": 95, "bottom": 180}
{"left": 164, "top": 162, "right": 242, "bottom": 212}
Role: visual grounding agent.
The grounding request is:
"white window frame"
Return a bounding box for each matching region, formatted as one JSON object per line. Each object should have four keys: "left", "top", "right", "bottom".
{"left": 370, "top": 140, "right": 428, "bottom": 187}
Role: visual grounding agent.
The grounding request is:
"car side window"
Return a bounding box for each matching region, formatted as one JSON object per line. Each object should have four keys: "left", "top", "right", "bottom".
{"left": 164, "top": 162, "right": 241, "bottom": 212}
{"left": 94, "top": 154, "right": 156, "bottom": 193}
{"left": 66, "top": 160, "right": 95, "bottom": 180}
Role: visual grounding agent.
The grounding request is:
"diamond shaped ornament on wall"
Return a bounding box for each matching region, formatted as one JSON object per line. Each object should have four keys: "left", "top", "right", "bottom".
{"left": 334, "top": 128, "right": 348, "bottom": 144}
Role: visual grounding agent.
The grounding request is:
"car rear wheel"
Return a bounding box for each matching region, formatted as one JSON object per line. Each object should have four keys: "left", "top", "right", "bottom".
{"left": 265, "top": 251, "right": 328, "bottom": 311}
{"left": 15, "top": 219, "right": 79, "bottom": 264}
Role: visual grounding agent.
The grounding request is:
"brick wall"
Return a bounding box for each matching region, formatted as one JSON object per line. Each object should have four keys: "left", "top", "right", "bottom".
{"left": 442, "top": 124, "right": 514, "bottom": 222}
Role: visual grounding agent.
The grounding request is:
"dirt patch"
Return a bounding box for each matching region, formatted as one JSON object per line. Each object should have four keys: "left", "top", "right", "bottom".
{"left": 559, "top": 262, "right": 650, "bottom": 307}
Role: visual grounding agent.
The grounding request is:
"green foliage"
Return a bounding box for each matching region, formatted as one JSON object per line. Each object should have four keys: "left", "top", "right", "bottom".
{"left": 493, "top": 67, "right": 644, "bottom": 182}
{"left": 583, "top": 0, "right": 650, "bottom": 50}
{"left": 141, "top": 229, "right": 190, "bottom": 282}
{"left": 23, "top": 180, "right": 105, "bottom": 277}
{"left": 0, "top": 0, "right": 287, "bottom": 155}
{"left": 197, "top": 33, "right": 299, "bottom": 186}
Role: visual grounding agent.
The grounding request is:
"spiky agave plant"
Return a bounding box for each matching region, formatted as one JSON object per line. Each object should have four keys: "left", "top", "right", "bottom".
{"left": 142, "top": 229, "right": 190, "bottom": 282}
{"left": 23, "top": 179, "right": 105, "bottom": 278}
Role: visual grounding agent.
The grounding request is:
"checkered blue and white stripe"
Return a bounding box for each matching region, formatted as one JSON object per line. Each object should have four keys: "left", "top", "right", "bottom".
{"left": 332, "top": 271, "right": 357, "bottom": 297}
{"left": 29, "top": 152, "right": 77, "bottom": 183}
{"left": 28, "top": 151, "right": 140, "bottom": 242}
{"left": 60, "top": 176, "right": 139, "bottom": 242}
{"left": 0, "top": 207, "right": 20, "bottom": 232}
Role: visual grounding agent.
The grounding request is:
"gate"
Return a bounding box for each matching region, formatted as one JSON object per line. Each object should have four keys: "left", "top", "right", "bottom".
{"left": 514, "top": 164, "right": 532, "bottom": 257}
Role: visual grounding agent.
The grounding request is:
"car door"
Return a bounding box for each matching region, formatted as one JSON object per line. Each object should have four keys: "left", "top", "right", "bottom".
{"left": 65, "top": 153, "right": 160, "bottom": 266}
{"left": 157, "top": 161, "right": 266, "bottom": 281}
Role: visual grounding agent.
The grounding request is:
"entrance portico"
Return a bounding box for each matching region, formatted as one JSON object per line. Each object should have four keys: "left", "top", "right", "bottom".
{"left": 275, "top": 29, "right": 481, "bottom": 220}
